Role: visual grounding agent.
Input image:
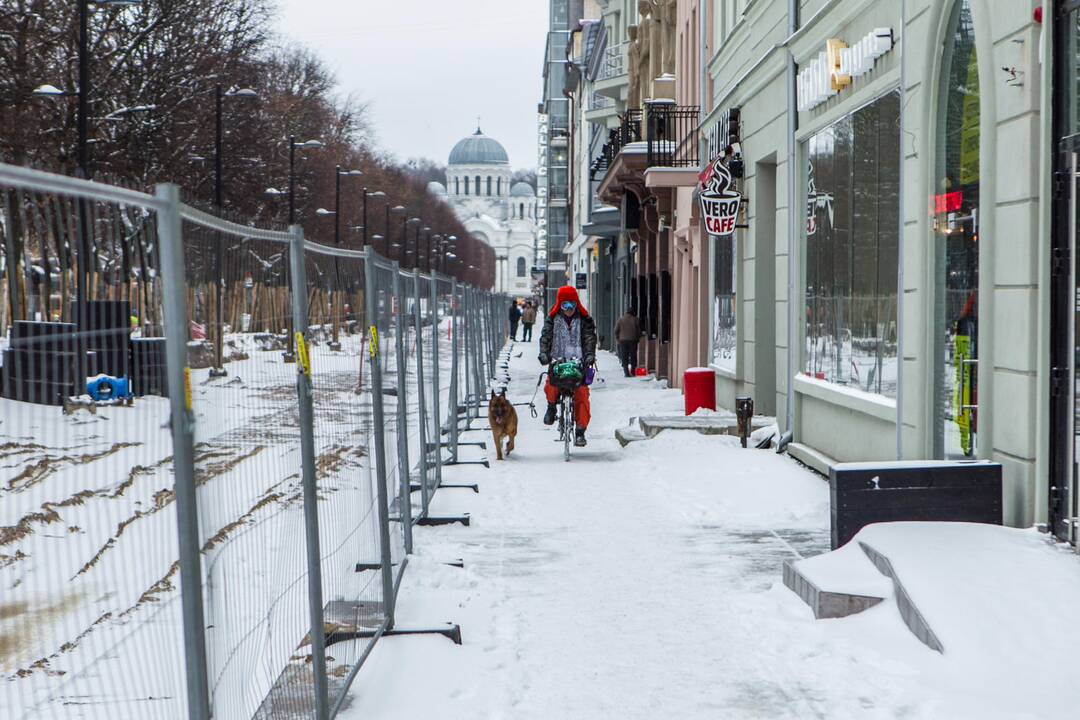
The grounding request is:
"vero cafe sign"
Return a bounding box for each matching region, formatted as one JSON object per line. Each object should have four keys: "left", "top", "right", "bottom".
{"left": 698, "top": 156, "right": 740, "bottom": 237}
{"left": 797, "top": 28, "right": 894, "bottom": 112}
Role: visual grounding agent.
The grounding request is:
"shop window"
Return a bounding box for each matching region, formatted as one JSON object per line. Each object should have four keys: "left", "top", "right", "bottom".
{"left": 647, "top": 273, "right": 659, "bottom": 339}
{"left": 712, "top": 233, "right": 736, "bottom": 370}
{"left": 803, "top": 89, "right": 901, "bottom": 397}
{"left": 517, "top": 257, "right": 527, "bottom": 277}
{"left": 934, "top": 0, "right": 980, "bottom": 457}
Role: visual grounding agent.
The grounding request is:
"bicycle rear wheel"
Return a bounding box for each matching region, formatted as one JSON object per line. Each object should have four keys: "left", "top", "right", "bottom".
{"left": 562, "top": 395, "right": 574, "bottom": 461}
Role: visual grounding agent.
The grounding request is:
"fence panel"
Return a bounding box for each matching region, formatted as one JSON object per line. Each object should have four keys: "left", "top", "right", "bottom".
{"left": 0, "top": 170, "right": 189, "bottom": 719}
{"left": 0, "top": 163, "right": 504, "bottom": 720}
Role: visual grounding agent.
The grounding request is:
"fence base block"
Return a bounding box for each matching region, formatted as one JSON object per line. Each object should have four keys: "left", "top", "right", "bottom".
{"left": 331, "top": 623, "right": 462, "bottom": 646}
{"left": 441, "top": 440, "right": 486, "bottom": 448}
{"left": 410, "top": 482, "right": 479, "bottom": 494}
{"left": 417, "top": 513, "right": 471, "bottom": 527}
{"left": 442, "top": 459, "right": 489, "bottom": 468}
{"left": 208, "top": 366, "right": 228, "bottom": 378}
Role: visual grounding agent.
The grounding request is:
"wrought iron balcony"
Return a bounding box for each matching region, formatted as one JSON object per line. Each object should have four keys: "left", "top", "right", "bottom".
{"left": 645, "top": 103, "right": 700, "bottom": 169}
{"left": 589, "top": 109, "right": 642, "bottom": 180}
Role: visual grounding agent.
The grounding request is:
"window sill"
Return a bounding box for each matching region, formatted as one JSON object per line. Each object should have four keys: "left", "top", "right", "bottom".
{"left": 792, "top": 373, "right": 896, "bottom": 423}
{"left": 709, "top": 363, "right": 737, "bottom": 380}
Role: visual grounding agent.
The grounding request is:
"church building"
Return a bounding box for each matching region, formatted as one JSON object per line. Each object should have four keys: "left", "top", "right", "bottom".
{"left": 427, "top": 128, "right": 538, "bottom": 296}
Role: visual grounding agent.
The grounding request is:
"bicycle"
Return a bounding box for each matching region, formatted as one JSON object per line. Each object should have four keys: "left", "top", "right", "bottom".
{"left": 529, "top": 358, "right": 584, "bottom": 462}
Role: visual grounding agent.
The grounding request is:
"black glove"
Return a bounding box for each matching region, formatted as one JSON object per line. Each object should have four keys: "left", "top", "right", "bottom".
{"left": 583, "top": 356, "right": 595, "bottom": 368}
{"left": 538, "top": 354, "right": 549, "bottom": 366}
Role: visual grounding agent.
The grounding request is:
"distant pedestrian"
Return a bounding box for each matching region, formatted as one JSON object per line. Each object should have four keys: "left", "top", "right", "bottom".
{"left": 508, "top": 300, "right": 522, "bottom": 341}
{"left": 614, "top": 308, "right": 642, "bottom": 377}
{"left": 521, "top": 301, "right": 537, "bottom": 341}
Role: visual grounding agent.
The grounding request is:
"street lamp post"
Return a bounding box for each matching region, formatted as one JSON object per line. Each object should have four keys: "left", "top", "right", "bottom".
{"left": 316, "top": 167, "right": 362, "bottom": 349}
{"left": 388, "top": 206, "right": 405, "bottom": 262}
{"left": 285, "top": 136, "right": 321, "bottom": 223}
{"left": 404, "top": 217, "right": 420, "bottom": 269}
{"left": 210, "top": 85, "right": 258, "bottom": 376}
{"left": 361, "top": 189, "right": 386, "bottom": 250}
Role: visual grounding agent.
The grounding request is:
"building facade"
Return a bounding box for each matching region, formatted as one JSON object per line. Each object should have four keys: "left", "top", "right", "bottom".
{"left": 430, "top": 129, "right": 538, "bottom": 296}
{"left": 557, "top": 0, "right": 1080, "bottom": 541}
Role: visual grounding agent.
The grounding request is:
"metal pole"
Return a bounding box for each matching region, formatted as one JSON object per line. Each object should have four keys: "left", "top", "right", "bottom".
{"left": 211, "top": 85, "right": 226, "bottom": 375}
{"left": 156, "top": 183, "right": 211, "bottom": 720}
{"left": 384, "top": 204, "right": 391, "bottom": 257}
{"left": 288, "top": 135, "right": 296, "bottom": 226}
{"left": 331, "top": 168, "right": 343, "bottom": 350}
{"left": 392, "top": 266, "right": 414, "bottom": 552}
{"left": 362, "top": 189, "right": 368, "bottom": 248}
{"left": 364, "top": 250, "right": 397, "bottom": 628}
{"left": 429, "top": 273, "right": 443, "bottom": 490}
{"left": 412, "top": 271, "right": 432, "bottom": 518}
{"left": 288, "top": 224, "right": 331, "bottom": 720}
{"left": 449, "top": 279, "right": 460, "bottom": 459}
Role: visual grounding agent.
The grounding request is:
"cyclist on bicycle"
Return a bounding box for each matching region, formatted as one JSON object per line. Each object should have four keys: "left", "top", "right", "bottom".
{"left": 537, "top": 285, "right": 597, "bottom": 446}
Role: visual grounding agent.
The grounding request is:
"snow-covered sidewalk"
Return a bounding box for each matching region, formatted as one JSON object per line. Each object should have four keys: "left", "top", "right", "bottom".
{"left": 335, "top": 340, "right": 1074, "bottom": 719}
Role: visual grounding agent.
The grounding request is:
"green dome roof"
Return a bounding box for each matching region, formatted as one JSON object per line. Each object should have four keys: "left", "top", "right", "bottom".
{"left": 449, "top": 128, "right": 509, "bottom": 165}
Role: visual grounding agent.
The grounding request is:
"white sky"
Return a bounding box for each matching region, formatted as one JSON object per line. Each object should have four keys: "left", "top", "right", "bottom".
{"left": 273, "top": 0, "right": 550, "bottom": 171}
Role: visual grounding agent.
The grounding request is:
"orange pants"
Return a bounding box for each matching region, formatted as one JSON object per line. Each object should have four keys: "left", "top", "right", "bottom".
{"left": 545, "top": 381, "right": 590, "bottom": 429}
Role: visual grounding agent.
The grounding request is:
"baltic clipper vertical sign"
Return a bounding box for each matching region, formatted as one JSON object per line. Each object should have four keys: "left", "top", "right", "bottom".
{"left": 698, "top": 155, "right": 741, "bottom": 237}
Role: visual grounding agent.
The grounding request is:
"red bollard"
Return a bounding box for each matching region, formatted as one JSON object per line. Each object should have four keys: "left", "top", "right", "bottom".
{"left": 684, "top": 367, "right": 716, "bottom": 416}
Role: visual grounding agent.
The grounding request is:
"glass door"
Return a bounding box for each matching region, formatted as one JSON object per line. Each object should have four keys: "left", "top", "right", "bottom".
{"left": 934, "top": 0, "right": 980, "bottom": 459}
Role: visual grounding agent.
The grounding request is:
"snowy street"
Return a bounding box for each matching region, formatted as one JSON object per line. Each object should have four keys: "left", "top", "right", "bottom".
{"left": 334, "top": 337, "right": 1063, "bottom": 720}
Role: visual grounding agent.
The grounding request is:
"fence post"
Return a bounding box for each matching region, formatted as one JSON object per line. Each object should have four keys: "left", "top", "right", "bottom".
{"left": 412, "top": 271, "right": 431, "bottom": 518}
{"left": 392, "top": 266, "right": 414, "bottom": 552}
{"left": 364, "top": 250, "right": 397, "bottom": 628}
{"left": 428, "top": 274, "right": 443, "bottom": 489}
{"left": 448, "top": 279, "right": 460, "bottom": 461}
{"left": 287, "top": 225, "right": 331, "bottom": 720}
{"left": 470, "top": 289, "right": 483, "bottom": 419}
{"left": 155, "top": 183, "right": 211, "bottom": 720}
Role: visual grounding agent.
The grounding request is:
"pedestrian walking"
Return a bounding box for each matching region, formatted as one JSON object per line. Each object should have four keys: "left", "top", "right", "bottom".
{"left": 614, "top": 307, "right": 642, "bottom": 377}
{"left": 508, "top": 300, "right": 522, "bottom": 341}
{"left": 521, "top": 301, "right": 537, "bottom": 342}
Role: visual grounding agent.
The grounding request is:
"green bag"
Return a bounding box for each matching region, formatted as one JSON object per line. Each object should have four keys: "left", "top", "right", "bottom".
{"left": 551, "top": 361, "right": 583, "bottom": 383}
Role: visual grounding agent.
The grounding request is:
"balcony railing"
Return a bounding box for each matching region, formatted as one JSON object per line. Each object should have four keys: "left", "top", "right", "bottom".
{"left": 589, "top": 109, "right": 642, "bottom": 180}
{"left": 598, "top": 42, "right": 628, "bottom": 81}
{"left": 645, "top": 103, "right": 700, "bottom": 169}
{"left": 589, "top": 93, "right": 615, "bottom": 112}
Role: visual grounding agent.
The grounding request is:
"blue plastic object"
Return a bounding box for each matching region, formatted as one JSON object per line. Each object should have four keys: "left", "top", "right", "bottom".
{"left": 87, "top": 375, "right": 131, "bottom": 402}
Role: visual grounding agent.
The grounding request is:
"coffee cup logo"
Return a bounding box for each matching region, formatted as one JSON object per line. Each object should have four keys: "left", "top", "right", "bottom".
{"left": 698, "top": 156, "right": 741, "bottom": 237}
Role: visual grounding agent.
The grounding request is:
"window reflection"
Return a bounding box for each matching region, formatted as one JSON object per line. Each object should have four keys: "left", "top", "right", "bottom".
{"left": 803, "top": 90, "right": 901, "bottom": 397}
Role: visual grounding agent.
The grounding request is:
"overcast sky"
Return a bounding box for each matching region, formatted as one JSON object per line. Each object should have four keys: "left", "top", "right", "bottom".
{"left": 274, "top": 0, "right": 550, "bottom": 171}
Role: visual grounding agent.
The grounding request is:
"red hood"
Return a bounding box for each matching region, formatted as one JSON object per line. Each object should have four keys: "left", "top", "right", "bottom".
{"left": 548, "top": 285, "right": 589, "bottom": 318}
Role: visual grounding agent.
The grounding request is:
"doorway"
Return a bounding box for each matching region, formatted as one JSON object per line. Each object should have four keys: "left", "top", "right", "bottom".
{"left": 754, "top": 159, "right": 777, "bottom": 415}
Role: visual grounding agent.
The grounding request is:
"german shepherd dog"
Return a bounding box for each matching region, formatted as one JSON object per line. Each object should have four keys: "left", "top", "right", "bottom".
{"left": 488, "top": 390, "right": 518, "bottom": 461}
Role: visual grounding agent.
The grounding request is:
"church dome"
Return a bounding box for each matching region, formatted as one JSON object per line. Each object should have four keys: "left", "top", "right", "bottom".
{"left": 449, "top": 128, "right": 509, "bottom": 166}
{"left": 510, "top": 182, "right": 535, "bottom": 197}
{"left": 427, "top": 181, "right": 447, "bottom": 196}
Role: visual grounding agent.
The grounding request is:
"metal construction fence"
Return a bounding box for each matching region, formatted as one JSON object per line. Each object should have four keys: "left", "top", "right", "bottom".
{"left": 0, "top": 163, "right": 507, "bottom": 719}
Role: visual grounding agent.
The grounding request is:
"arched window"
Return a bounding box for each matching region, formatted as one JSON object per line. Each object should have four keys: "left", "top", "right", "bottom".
{"left": 486, "top": 176, "right": 492, "bottom": 196}
{"left": 475, "top": 176, "right": 481, "bottom": 196}
{"left": 520, "top": 202, "right": 525, "bottom": 219}
{"left": 497, "top": 178, "right": 502, "bottom": 195}
{"left": 516, "top": 257, "right": 527, "bottom": 277}
{"left": 464, "top": 176, "right": 470, "bottom": 195}
{"left": 455, "top": 177, "right": 460, "bottom": 194}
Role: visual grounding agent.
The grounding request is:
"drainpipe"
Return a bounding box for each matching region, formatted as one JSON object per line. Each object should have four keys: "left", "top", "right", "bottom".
{"left": 700, "top": 0, "right": 709, "bottom": 368}
{"left": 785, "top": 0, "right": 799, "bottom": 435}
{"left": 896, "top": 0, "right": 907, "bottom": 460}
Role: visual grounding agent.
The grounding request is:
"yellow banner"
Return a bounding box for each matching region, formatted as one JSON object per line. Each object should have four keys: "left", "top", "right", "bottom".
{"left": 369, "top": 326, "right": 378, "bottom": 358}
{"left": 183, "top": 367, "right": 192, "bottom": 411}
{"left": 295, "top": 332, "right": 311, "bottom": 378}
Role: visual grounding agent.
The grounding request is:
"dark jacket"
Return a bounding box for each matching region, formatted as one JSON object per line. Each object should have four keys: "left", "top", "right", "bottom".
{"left": 508, "top": 304, "right": 522, "bottom": 322}
{"left": 614, "top": 313, "right": 641, "bottom": 343}
{"left": 539, "top": 312, "right": 597, "bottom": 365}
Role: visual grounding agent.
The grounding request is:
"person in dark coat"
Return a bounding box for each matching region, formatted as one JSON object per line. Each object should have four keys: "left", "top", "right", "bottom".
{"left": 614, "top": 308, "right": 642, "bottom": 377}
{"left": 508, "top": 301, "right": 522, "bottom": 341}
{"left": 538, "top": 285, "right": 597, "bottom": 446}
